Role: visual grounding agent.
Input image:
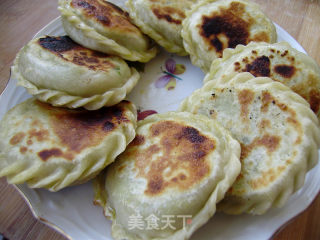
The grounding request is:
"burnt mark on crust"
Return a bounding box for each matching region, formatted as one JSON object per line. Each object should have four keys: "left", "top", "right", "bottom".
{"left": 309, "top": 89, "right": 320, "bottom": 114}
{"left": 73, "top": 0, "right": 110, "bottom": 25}
{"left": 38, "top": 148, "right": 64, "bottom": 161}
{"left": 112, "top": 106, "right": 125, "bottom": 119}
{"left": 288, "top": 56, "right": 295, "bottom": 62}
{"left": 274, "top": 65, "right": 296, "bottom": 78}
{"left": 211, "top": 36, "right": 224, "bottom": 53}
{"left": 233, "top": 49, "right": 298, "bottom": 79}
{"left": 151, "top": 6, "right": 186, "bottom": 25}
{"left": 200, "top": 2, "right": 249, "bottom": 56}
{"left": 175, "top": 127, "right": 206, "bottom": 143}
{"left": 245, "top": 56, "right": 271, "bottom": 77}
{"left": 199, "top": 2, "right": 270, "bottom": 56}
{"left": 39, "top": 36, "right": 80, "bottom": 53}
{"left": 34, "top": 100, "right": 132, "bottom": 161}
{"left": 234, "top": 62, "right": 241, "bottom": 71}
{"left": 71, "top": 51, "right": 115, "bottom": 71}
{"left": 20, "top": 146, "right": 28, "bottom": 154}
{"left": 71, "top": 0, "right": 137, "bottom": 31}
{"left": 132, "top": 120, "right": 215, "bottom": 196}
{"left": 96, "top": 15, "right": 111, "bottom": 25}
{"left": 281, "top": 50, "right": 289, "bottom": 57}
{"left": 231, "top": 50, "right": 320, "bottom": 116}
{"left": 147, "top": 175, "right": 164, "bottom": 195}
{"left": 76, "top": 0, "right": 96, "bottom": 10}
{"left": 242, "top": 57, "right": 249, "bottom": 64}
{"left": 201, "top": 15, "right": 248, "bottom": 55}
{"left": 103, "top": 121, "right": 115, "bottom": 131}
{"left": 38, "top": 36, "right": 115, "bottom": 71}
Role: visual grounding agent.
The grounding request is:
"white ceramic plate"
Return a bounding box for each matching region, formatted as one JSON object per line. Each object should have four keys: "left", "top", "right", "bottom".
{"left": 1, "top": 14, "right": 319, "bottom": 240}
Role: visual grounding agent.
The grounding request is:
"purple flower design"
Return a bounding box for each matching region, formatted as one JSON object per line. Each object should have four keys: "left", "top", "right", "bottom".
{"left": 155, "top": 59, "right": 186, "bottom": 90}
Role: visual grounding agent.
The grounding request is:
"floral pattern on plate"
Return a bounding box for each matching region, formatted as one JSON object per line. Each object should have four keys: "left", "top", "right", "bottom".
{"left": 155, "top": 58, "right": 186, "bottom": 91}
{"left": 137, "top": 109, "right": 158, "bottom": 121}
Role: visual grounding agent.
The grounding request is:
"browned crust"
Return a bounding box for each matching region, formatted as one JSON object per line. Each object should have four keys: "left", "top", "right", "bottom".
{"left": 238, "top": 89, "right": 255, "bottom": 120}
{"left": 11, "top": 100, "right": 132, "bottom": 162}
{"left": 38, "top": 36, "right": 115, "bottom": 71}
{"left": 125, "top": 120, "right": 215, "bottom": 196}
{"left": 151, "top": 5, "right": 186, "bottom": 25}
{"left": 199, "top": 2, "right": 271, "bottom": 56}
{"left": 231, "top": 48, "right": 320, "bottom": 115}
{"left": 71, "top": 0, "right": 140, "bottom": 33}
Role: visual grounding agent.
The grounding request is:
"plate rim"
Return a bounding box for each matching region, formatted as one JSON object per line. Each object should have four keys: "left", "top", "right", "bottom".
{"left": 1, "top": 16, "right": 318, "bottom": 240}
{"left": 12, "top": 184, "right": 73, "bottom": 240}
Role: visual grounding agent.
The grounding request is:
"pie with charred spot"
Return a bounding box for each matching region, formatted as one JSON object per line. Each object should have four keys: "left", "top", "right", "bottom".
{"left": 126, "top": 0, "right": 197, "bottom": 56}
{"left": 180, "top": 72, "right": 320, "bottom": 214}
{"left": 204, "top": 41, "right": 320, "bottom": 118}
{"left": 93, "top": 112, "right": 241, "bottom": 240}
{"left": 181, "top": 0, "right": 277, "bottom": 72}
{"left": 58, "top": 0, "right": 158, "bottom": 62}
{"left": 0, "top": 98, "right": 137, "bottom": 192}
{"left": 12, "top": 36, "right": 140, "bottom": 110}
